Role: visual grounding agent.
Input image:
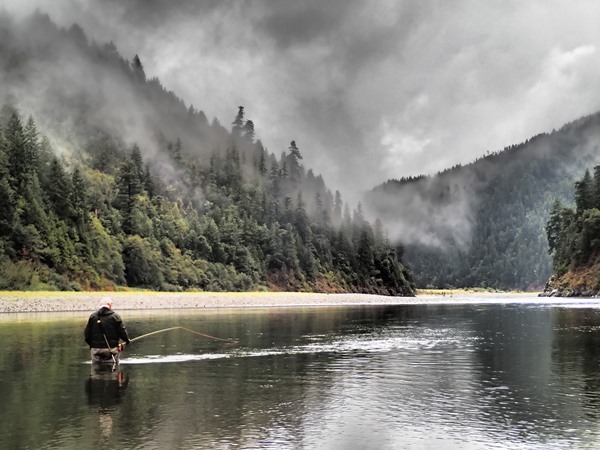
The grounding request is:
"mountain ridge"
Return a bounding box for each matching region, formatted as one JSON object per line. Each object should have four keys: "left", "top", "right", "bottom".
{"left": 366, "top": 109, "right": 600, "bottom": 290}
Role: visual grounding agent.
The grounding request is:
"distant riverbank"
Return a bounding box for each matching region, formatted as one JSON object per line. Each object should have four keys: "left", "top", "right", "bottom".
{"left": 0, "top": 290, "right": 546, "bottom": 313}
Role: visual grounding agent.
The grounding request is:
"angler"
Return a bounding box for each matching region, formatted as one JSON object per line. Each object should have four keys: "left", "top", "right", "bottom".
{"left": 84, "top": 298, "right": 131, "bottom": 366}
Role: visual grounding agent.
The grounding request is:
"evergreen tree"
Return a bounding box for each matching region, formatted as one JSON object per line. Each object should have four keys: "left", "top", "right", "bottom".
{"left": 23, "top": 116, "right": 39, "bottom": 171}
{"left": 130, "top": 144, "right": 145, "bottom": 184}
{"left": 593, "top": 164, "right": 600, "bottom": 209}
{"left": 0, "top": 126, "right": 14, "bottom": 247}
{"left": 131, "top": 54, "right": 146, "bottom": 82}
{"left": 144, "top": 165, "right": 155, "bottom": 198}
{"left": 243, "top": 120, "right": 255, "bottom": 144}
{"left": 172, "top": 139, "right": 183, "bottom": 167}
{"left": 287, "top": 140, "right": 303, "bottom": 185}
{"left": 45, "top": 157, "right": 73, "bottom": 220}
{"left": 269, "top": 160, "right": 280, "bottom": 197}
{"left": 115, "top": 158, "right": 142, "bottom": 234}
{"left": 575, "top": 169, "right": 593, "bottom": 212}
{"left": 333, "top": 190, "right": 343, "bottom": 225}
{"left": 546, "top": 199, "right": 564, "bottom": 255}
{"left": 231, "top": 106, "right": 244, "bottom": 140}
{"left": 5, "top": 112, "right": 29, "bottom": 191}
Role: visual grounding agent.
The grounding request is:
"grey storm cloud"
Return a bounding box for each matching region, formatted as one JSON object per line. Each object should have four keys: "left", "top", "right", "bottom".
{"left": 4, "top": 0, "right": 600, "bottom": 206}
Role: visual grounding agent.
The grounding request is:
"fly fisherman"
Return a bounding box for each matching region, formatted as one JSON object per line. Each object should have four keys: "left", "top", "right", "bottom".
{"left": 84, "top": 298, "right": 131, "bottom": 365}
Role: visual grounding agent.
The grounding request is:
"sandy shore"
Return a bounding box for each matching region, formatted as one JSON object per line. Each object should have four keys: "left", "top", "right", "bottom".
{"left": 0, "top": 291, "right": 547, "bottom": 313}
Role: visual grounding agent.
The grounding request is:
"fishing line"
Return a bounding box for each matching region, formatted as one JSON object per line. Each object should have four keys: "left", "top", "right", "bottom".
{"left": 126, "top": 326, "right": 239, "bottom": 346}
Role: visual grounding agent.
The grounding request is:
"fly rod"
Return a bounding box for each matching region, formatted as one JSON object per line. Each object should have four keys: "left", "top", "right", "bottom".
{"left": 121, "top": 326, "right": 238, "bottom": 349}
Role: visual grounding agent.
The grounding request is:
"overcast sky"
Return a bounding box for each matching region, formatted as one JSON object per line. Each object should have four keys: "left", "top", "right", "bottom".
{"left": 5, "top": 0, "right": 600, "bottom": 202}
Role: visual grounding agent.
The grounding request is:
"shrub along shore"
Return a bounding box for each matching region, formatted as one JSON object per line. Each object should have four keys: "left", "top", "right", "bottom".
{"left": 0, "top": 290, "right": 543, "bottom": 313}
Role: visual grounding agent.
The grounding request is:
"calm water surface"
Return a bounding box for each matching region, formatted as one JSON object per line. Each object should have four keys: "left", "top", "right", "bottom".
{"left": 2, "top": 298, "right": 600, "bottom": 449}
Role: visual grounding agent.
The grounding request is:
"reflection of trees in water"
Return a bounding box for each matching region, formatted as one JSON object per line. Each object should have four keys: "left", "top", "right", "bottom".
{"left": 0, "top": 322, "right": 86, "bottom": 449}
{"left": 471, "top": 306, "right": 558, "bottom": 439}
{"left": 471, "top": 305, "right": 600, "bottom": 440}
{"left": 550, "top": 308, "right": 600, "bottom": 420}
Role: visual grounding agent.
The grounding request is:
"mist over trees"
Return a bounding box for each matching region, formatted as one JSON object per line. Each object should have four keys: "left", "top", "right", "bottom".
{"left": 366, "top": 113, "right": 600, "bottom": 291}
{"left": 0, "top": 11, "right": 414, "bottom": 295}
{"left": 545, "top": 164, "right": 600, "bottom": 292}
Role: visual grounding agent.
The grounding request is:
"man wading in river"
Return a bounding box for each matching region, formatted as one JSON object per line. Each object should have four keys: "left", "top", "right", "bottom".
{"left": 84, "top": 298, "right": 131, "bottom": 365}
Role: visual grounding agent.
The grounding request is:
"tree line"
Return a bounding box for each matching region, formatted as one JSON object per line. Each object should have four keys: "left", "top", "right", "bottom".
{"left": 0, "top": 106, "right": 414, "bottom": 295}
{"left": 369, "top": 112, "right": 600, "bottom": 291}
{"left": 546, "top": 165, "right": 600, "bottom": 278}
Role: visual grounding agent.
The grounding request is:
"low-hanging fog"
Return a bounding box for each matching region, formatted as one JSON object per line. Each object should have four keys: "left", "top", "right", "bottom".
{"left": 3, "top": 0, "right": 600, "bottom": 249}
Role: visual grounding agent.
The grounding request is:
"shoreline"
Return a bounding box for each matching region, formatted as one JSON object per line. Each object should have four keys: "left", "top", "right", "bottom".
{"left": 0, "top": 290, "right": 551, "bottom": 313}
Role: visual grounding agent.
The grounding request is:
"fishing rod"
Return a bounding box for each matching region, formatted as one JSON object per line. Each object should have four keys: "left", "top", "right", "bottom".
{"left": 120, "top": 326, "right": 239, "bottom": 350}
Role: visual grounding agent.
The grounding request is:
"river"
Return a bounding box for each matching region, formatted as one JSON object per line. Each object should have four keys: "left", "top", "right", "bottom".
{"left": 2, "top": 297, "right": 600, "bottom": 449}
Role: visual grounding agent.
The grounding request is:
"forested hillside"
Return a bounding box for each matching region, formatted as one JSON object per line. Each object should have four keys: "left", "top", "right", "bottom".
{"left": 366, "top": 113, "right": 600, "bottom": 290}
{"left": 0, "top": 12, "right": 414, "bottom": 295}
{"left": 542, "top": 165, "right": 600, "bottom": 296}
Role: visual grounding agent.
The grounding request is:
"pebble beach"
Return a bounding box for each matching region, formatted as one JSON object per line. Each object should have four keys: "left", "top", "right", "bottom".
{"left": 0, "top": 291, "right": 544, "bottom": 313}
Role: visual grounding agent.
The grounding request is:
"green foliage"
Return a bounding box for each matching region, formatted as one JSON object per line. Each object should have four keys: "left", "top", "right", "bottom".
{"left": 88, "top": 215, "right": 125, "bottom": 285}
{"left": 0, "top": 13, "right": 414, "bottom": 295}
{"left": 547, "top": 166, "right": 600, "bottom": 276}
{"left": 371, "top": 114, "right": 600, "bottom": 290}
{"left": 122, "top": 235, "right": 164, "bottom": 288}
{"left": 0, "top": 109, "right": 414, "bottom": 294}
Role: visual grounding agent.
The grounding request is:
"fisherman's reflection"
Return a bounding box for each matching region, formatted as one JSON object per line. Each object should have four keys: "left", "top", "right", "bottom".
{"left": 85, "top": 364, "right": 129, "bottom": 438}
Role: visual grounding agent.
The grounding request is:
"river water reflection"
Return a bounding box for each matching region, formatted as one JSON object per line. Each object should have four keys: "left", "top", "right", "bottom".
{"left": 2, "top": 299, "right": 600, "bottom": 449}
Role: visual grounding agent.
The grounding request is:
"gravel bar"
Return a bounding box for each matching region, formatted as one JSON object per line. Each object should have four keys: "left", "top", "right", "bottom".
{"left": 0, "top": 291, "right": 545, "bottom": 313}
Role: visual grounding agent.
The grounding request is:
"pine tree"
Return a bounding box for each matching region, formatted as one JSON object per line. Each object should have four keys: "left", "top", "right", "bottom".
{"left": 333, "top": 190, "right": 343, "bottom": 225}
{"left": 0, "top": 125, "right": 14, "bottom": 245}
{"left": 131, "top": 54, "right": 146, "bottom": 82}
{"left": 287, "top": 140, "right": 303, "bottom": 185}
{"left": 115, "top": 159, "right": 142, "bottom": 234}
{"left": 256, "top": 141, "right": 267, "bottom": 178}
{"left": 130, "top": 144, "right": 145, "bottom": 184}
{"left": 70, "top": 167, "right": 87, "bottom": 223}
{"left": 172, "top": 139, "right": 183, "bottom": 167}
{"left": 144, "top": 165, "right": 155, "bottom": 198}
{"left": 269, "top": 160, "right": 280, "bottom": 197}
{"left": 575, "top": 169, "right": 594, "bottom": 212}
{"left": 546, "top": 199, "right": 565, "bottom": 255}
{"left": 46, "top": 157, "right": 73, "bottom": 220}
{"left": 243, "top": 120, "right": 255, "bottom": 144}
{"left": 593, "top": 164, "right": 600, "bottom": 209}
{"left": 36, "top": 137, "right": 54, "bottom": 188}
{"left": 23, "top": 116, "right": 39, "bottom": 171}
{"left": 231, "top": 106, "right": 244, "bottom": 140}
{"left": 5, "top": 112, "right": 28, "bottom": 191}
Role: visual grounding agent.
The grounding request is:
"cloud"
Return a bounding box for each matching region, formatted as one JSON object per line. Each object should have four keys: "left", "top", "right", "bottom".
{"left": 3, "top": 0, "right": 600, "bottom": 211}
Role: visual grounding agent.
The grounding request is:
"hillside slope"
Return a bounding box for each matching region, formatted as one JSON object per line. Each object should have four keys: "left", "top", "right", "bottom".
{"left": 541, "top": 164, "right": 600, "bottom": 296}
{"left": 366, "top": 113, "right": 600, "bottom": 290}
{"left": 0, "top": 12, "right": 414, "bottom": 295}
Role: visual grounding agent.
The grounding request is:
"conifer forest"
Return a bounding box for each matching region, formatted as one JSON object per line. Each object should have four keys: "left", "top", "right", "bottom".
{"left": 0, "top": 13, "right": 414, "bottom": 295}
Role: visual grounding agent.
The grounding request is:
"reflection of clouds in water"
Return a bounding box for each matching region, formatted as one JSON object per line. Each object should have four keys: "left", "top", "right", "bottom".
{"left": 98, "top": 411, "right": 114, "bottom": 439}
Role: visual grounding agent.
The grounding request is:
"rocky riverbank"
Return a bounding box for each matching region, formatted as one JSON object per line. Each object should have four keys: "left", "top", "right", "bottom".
{"left": 0, "top": 291, "right": 547, "bottom": 313}
{"left": 538, "top": 270, "right": 600, "bottom": 297}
